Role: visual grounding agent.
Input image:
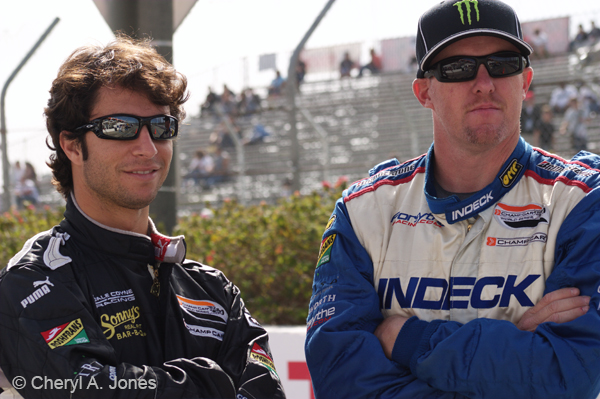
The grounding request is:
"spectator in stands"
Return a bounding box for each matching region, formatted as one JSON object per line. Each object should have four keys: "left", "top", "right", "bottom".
{"left": 268, "top": 70, "right": 286, "bottom": 97}
{"left": 358, "top": 48, "right": 382, "bottom": 77}
{"left": 200, "top": 86, "right": 219, "bottom": 119}
{"left": 340, "top": 52, "right": 357, "bottom": 78}
{"left": 590, "top": 21, "right": 600, "bottom": 43}
{"left": 222, "top": 84, "right": 235, "bottom": 99}
{"left": 534, "top": 104, "right": 556, "bottom": 152}
{"left": 579, "top": 82, "right": 600, "bottom": 115}
{"left": 10, "top": 160, "right": 23, "bottom": 189}
{"left": 520, "top": 90, "right": 542, "bottom": 137}
{"left": 14, "top": 161, "right": 39, "bottom": 208}
{"left": 210, "top": 121, "right": 242, "bottom": 149}
{"left": 549, "top": 82, "right": 578, "bottom": 114}
{"left": 407, "top": 55, "right": 419, "bottom": 74}
{"left": 185, "top": 149, "right": 214, "bottom": 188}
{"left": 530, "top": 28, "right": 549, "bottom": 59}
{"left": 207, "top": 146, "right": 231, "bottom": 186}
{"left": 560, "top": 95, "right": 590, "bottom": 152}
{"left": 244, "top": 123, "right": 270, "bottom": 146}
{"left": 295, "top": 58, "right": 307, "bottom": 89}
{"left": 220, "top": 84, "right": 237, "bottom": 117}
{"left": 237, "top": 88, "right": 262, "bottom": 117}
{"left": 570, "top": 24, "right": 589, "bottom": 51}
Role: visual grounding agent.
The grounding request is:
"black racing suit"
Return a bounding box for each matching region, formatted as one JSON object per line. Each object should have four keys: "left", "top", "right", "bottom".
{"left": 0, "top": 196, "right": 286, "bottom": 399}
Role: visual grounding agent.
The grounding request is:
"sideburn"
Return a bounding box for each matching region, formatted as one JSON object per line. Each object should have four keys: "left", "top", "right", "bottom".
{"left": 79, "top": 134, "right": 89, "bottom": 161}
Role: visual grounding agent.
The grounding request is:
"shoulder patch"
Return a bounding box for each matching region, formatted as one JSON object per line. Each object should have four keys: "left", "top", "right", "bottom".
{"left": 316, "top": 234, "right": 336, "bottom": 268}
{"left": 250, "top": 343, "right": 279, "bottom": 379}
{"left": 41, "top": 318, "right": 90, "bottom": 349}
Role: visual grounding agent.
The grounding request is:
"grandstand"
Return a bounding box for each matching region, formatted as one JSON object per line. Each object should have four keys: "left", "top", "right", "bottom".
{"left": 177, "top": 52, "right": 600, "bottom": 214}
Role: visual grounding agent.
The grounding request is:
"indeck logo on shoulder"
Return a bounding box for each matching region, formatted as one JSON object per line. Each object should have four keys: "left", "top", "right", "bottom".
{"left": 454, "top": 0, "right": 480, "bottom": 25}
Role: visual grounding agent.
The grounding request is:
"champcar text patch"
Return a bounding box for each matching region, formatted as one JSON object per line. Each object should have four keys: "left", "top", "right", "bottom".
{"left": 494, "top": 203, "right": 549, "bottom": 229}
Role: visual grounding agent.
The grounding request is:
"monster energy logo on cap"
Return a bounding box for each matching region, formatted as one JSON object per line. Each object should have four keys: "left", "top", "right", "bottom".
{"left": 415, "top": 0, "right": 533, "bottom": 79}
{"left": 454, "top": 0, "right": 479, "bottom": 25}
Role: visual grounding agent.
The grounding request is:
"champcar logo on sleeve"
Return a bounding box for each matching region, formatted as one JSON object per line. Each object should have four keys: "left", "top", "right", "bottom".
{"left": 176, "top": 296, "right": 228, "bottom": 323}
{"left": 494, "top": 203, "right": 549, "bottom": 229}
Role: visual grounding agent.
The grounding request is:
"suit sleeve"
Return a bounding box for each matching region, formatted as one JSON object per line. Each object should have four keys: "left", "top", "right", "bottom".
{"left": 304, "top": 198, "right": 460, "bottom": 399}
{"left": 391, "top": 188, "right": 600, "bottom": 398}
{"left": 217, "top": 279, "right": 286, "bottom": 399}
{"left": 0, "top": 266, "right": 237, "bottom": 399}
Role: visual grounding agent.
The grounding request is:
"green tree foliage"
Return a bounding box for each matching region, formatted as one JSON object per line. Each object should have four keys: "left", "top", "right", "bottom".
{"left": 0, "top": 205, "right": 65, "bottom": 267}
{"left": 176, "top": 180, "right": 346, "bottom": 325}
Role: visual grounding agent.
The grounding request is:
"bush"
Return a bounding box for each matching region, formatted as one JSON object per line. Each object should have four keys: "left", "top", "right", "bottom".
{"left": 0, "top": 179, "right": 347, "bottom": 326}
{"left": 176, "top": 180, "right": 346, "bottom": 325}
{"left": 0, "top": 205, "right": 65, "bottom": 267}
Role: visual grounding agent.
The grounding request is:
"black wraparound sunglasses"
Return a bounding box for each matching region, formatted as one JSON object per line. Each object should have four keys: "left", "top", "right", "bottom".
{"left": 74, "top": 114, "right": 179, "bottom": 140}
{"left": 424, "top": 52, "right": 529, "bottom": 83}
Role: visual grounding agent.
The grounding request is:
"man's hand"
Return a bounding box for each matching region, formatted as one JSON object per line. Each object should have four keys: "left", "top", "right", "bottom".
{"left": 373, "top": 288, "right": 590, "bottom": 359}
{"left": 374, "top": 315, "right": 409, "bottom": 359}
{"left": 517, "top": 287, "right": 590, "bottom": 332}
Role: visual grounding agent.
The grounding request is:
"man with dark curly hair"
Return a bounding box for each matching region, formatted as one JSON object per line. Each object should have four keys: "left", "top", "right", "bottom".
{"left": 0, "top": 34, "right": 285, "bottom": 399}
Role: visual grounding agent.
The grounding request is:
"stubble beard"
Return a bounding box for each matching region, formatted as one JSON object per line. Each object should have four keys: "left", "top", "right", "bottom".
{"left": 464, "top": 118, "right": 509, "bottom": 147}
{"left": 83, "top": 162, "right": 167, "bottom": 211}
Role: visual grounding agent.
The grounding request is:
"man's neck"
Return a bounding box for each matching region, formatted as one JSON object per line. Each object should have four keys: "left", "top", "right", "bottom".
{"left": 71, "top": 190, "right": 150, "bottom": 235}
{"left": 432, "top": 136, "right": 519, "bottom": 194}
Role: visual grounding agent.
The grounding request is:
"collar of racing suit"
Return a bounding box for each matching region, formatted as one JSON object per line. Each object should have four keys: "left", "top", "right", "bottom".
{"left": 62, "top": 193, "right": 187, "bottom": 265}
{"left": 425, "top": 137, "right": 531, "bottom": 224}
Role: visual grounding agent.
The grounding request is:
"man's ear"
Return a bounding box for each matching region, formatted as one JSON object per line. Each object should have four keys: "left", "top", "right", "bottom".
{"left": 521, "top": 67, "right": 534, "bottom": 100}
{"left": 413, "top": 78, "right": 434, "bottom": 110}
{"left": 59, "top": 132, "right": 84, "bottom": 166}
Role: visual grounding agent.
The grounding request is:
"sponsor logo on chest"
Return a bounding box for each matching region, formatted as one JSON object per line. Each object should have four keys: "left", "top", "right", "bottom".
{"left": 94, "top": 289, "right": 136, "bottom": 308}
{"left": 176, "top": 295, "right": 228, "bottom": 323}
{"left": 494, "top": 203, "right": 549, "bottom": 229}
{"left": 390, "top": 211, "right": 443, "bottom": 228}
{"left": 378, "top": 274, "right": 540, "bottom": 310}
{"left": 100, "top": 305, "right": 146, "bottom": 340}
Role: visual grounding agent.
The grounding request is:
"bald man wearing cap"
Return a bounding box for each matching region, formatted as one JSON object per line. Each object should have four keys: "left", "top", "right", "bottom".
{"left": 305, "top": 1, "right": 600, "bottom": 398}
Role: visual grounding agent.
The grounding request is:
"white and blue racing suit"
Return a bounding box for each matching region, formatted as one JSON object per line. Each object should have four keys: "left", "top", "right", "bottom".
{"left": 305, "top": 137, "right": 600, "bottom": 398}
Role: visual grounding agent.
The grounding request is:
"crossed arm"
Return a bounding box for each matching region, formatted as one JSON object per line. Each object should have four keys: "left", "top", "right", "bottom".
{"left": 375, "top": 287, "right": 591, "bottom": 358}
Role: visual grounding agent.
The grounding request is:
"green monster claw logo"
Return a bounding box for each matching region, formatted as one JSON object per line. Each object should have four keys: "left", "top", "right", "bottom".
{"left": 453, "top": 0, "right": 480, "bottom": 25}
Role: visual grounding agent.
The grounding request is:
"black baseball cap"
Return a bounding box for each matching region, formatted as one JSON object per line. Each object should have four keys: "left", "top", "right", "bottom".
{"left": 416, "top": 0, "right": 533, "bottom": 78}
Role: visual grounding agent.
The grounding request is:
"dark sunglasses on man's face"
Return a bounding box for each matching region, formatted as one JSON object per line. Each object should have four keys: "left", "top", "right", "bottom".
{"left": 74, "top": 114, "right": 179, "bottom": 140}
{"left": 424, "top": 52, "right": 528, "bottom": 83}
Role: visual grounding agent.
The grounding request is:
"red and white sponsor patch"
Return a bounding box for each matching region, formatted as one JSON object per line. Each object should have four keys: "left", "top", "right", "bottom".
{"left": 41, "top": 323, "right": 68, "bottom": 343}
